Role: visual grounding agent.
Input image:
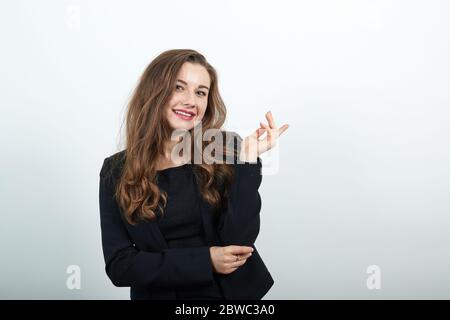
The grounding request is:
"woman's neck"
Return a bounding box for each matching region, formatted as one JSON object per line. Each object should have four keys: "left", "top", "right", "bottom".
{"left": 155, "top": 139, "right": 189, "bottom": 170}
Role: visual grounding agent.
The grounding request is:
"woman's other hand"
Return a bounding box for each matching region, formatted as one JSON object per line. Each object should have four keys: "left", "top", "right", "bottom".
{"left": 209, "top": 245, "right": 254, "bottom": 274}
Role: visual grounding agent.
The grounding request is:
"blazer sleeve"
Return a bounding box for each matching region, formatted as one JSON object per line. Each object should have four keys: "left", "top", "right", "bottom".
{"left": 217, "top": 133, "right": 263, "bottom": 247}
{"left": 99, "top": 157, "right": 214, "bottom": 288}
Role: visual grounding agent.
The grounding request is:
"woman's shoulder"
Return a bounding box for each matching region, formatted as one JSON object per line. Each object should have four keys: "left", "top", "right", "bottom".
{"left": 219, "top": 130, "right": 243, "bottom": 164}
{"left": 100, "top": 150, "right": 126, "bottom": 183}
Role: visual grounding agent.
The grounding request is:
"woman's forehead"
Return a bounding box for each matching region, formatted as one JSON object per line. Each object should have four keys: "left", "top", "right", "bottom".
{"left": 177, "top": 62, "right": 210, "bottom": 87}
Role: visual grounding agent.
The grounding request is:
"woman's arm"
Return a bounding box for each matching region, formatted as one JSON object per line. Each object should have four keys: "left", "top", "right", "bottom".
{"left": 99, "top": 157, "right": 214, "bottom": 288}
{"left": 217, "top": 111, "right": 288, "bottom": 247}
{"left": 217, "top": 133, "right": 263, "bottom": 247}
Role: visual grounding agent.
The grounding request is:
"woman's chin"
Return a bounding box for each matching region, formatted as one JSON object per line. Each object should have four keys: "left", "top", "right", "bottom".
{"left": 168, "top": 121, "right": 194, "bottom": 131}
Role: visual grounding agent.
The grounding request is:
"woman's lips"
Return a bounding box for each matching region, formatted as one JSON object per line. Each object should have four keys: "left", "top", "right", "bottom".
{"left": 173, "top": 109, "right": 195, "bottom": 121}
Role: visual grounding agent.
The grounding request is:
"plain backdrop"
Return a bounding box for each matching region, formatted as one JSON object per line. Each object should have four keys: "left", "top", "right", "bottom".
{"left": 1, "top": 0, "right": 449, "bottom": 299}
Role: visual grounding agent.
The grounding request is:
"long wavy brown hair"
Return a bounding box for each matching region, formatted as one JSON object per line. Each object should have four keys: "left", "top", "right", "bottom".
{"left": 113, "top": 49, "right": 238, "bottom": 225}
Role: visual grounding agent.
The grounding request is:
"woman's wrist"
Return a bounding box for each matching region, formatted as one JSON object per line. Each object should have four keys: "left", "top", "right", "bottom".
{"left": 239, "top": 145, "right": 258, "bottom": 163}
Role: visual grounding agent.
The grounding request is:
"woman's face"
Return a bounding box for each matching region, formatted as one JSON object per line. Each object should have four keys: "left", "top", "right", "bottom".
{"left": 165, "top": 62, "right": 211, "bottom": 131}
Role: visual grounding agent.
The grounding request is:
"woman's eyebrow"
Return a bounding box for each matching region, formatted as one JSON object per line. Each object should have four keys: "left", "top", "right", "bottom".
{"left": 176, "top": 79, "right": 209, "bottom": 91}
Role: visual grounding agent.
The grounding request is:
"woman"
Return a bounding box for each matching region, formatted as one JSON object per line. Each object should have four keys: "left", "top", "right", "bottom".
{"left": 99, "top": 49, "right": 289, "bottom": 300}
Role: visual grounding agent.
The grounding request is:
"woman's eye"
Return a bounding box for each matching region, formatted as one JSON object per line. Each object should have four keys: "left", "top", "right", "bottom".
{"left": 175, "top": 85, "right": 206, "bottom": 97}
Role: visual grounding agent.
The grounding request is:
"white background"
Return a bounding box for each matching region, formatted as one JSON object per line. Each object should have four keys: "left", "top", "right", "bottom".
{"left": 0, "top": 0, "right": 449, "bottom": 299}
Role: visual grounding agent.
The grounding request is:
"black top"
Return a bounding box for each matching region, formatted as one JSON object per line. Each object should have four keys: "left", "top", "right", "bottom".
{"left": 155, "top": 163, "right": 224, "bottom": 299}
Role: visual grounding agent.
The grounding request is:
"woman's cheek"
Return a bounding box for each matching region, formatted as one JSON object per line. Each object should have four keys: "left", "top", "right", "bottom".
{"left": 197, "top": 111, "right": 205, "bottom": 122}
{"left": 199, "top": 105, "right": 208, "bottom": 119}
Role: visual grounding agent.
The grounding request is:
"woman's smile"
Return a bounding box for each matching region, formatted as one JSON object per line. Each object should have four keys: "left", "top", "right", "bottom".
{"left": 172, "top": 108, "right": 196, "bottom": 121}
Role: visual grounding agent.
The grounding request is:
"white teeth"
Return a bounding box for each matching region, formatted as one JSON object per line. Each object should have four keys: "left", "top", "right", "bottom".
{"left": 174, "top": 110, "right": 194, "bottom": 117}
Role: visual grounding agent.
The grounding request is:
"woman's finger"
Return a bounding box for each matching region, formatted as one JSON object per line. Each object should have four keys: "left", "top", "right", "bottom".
{"left": 278, "top": 124, "right": 289, "bottom": 136}
{"left": 226, "top": 245, "right": 253, "bottom": 255}
{"left": 265, "top": 111, "right": 277, "bottom": 129}
{"left": 228, "top": 267, "right": 238, "bottom": 274}
{"left": 224, "top": 251, "right": 252, "bottom": 264}
{"left": 228, "top": 258, "right": 248, "bottom": 269}
{"left": 256, "top": 128, "right": 267, "bottom": 138}
{"left": 224, "top": 255, "right": 238, "bottom": 263}
{"left": 260, "top": 121, "right": 270, "bottom": 130}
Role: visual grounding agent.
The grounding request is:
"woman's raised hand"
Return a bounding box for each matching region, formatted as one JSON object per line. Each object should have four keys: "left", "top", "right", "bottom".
{"left": 239, "top": 111, "right": 289, "bottom": 163}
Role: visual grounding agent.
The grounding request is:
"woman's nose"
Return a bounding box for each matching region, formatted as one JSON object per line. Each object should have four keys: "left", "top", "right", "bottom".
{"left": 182, "top": 90, "right": 197, "bottom": 105}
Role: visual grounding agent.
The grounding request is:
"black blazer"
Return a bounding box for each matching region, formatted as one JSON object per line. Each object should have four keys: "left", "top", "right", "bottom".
{"left": 98, "top": 143, "right": 274, "bottom": 299}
